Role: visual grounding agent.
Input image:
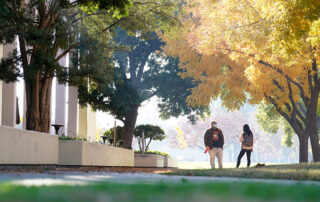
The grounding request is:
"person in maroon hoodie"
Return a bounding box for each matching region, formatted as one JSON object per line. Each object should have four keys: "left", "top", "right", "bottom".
{"left": 204, "top": 121, "right": 224, "bottom": 168}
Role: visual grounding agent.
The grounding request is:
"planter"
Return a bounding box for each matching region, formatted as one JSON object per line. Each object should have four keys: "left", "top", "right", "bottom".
{"left": 164, "top": 156, "right": 179, "bottom": 168}
{"left": 134, "top": 154, "right": 164, "bottom": 168}
{"left": 0, "top": 126, "right": 58, "bottom": 165}
{"left": 58, "top": 140, "right": 134, "bottom": 167}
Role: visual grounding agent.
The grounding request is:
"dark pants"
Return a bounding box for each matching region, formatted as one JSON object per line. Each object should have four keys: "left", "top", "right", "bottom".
{"left": 236, "top": 149, "right": 252, "bottom": 168}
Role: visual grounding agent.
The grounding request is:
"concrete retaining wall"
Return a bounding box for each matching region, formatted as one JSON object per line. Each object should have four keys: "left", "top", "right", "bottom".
{"left": 164, "top": 156, "right": 179, "bottom": 168}
{"left": 0, "top": 126, "right": 58, "bottom": 164}
{"left": 134, "top": 154, "right": 164, "bottom": 168}
{"left": 59, "top": 141, "right": 134, "bottom": 167}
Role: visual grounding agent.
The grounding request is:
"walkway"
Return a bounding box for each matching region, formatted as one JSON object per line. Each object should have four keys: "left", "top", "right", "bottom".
{"left": 0, "top": 171, "right": 319, "bottom": 186}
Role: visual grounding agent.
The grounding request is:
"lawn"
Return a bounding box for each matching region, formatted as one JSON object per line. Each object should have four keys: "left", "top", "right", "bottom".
{"left": 0, "top": 180, "right": 319, "bottom": 202}
{"left": 169, "top": 162, "right": 320, "bottom": 181}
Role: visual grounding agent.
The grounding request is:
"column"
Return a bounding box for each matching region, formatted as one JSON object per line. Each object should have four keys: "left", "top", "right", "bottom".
{"left": 23, "top": 89, "right": 27, "bottom": 129}
{"left": 55, "top": 82, "right": 66, "bottom": 134}
{"left": 67, "top": 86, "right": 78, "bottom": 138}
{"left": 0, "top": 80, "right": 2, "bottom": 125}
{"left": 2, "top": 82, "right": 16, "bottom": 127}
{"left": 0, "top": 44, "right": 2, "bottom": 125}
{"left": 78, "top": 104, "right": 96, "bottom": 142}
{"left": 78, "top": 106, "right": 88, "bottom": 139}
{"left": 1, "top": 43, "right": 16, "bottom": 127}
{"left": 87, "top": 106, "right": 97, "bottom": 142}
{"left": 54, "top": 51, "right": 67, "bottom": 135}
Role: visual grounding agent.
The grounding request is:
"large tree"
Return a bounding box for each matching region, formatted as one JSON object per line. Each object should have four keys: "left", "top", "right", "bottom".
{"left": 0, "top": 0, "right": 177, "bottom": 133}
{"left": 161, "top": 0, "right": 320, "bottom": 162}
{"left": 79, "top": 29, "right": 208, "bottom": 149}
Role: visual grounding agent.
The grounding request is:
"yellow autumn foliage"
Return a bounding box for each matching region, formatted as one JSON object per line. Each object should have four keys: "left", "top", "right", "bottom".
{"left": 161, "top": 0, "right": 320, "bottom": 112}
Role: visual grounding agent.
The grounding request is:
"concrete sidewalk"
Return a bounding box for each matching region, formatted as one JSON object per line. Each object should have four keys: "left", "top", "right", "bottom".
{"left": 0, "top": 171, "right": 319, "bottom": 186}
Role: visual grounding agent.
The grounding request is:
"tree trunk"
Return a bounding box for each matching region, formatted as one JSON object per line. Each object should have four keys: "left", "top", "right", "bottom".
{"left": 25, "top": 73, "right": 53, "bottom": 133}
{"left": 146, "top": 138, "right": 152, "bottom": 151}
{"left": 306, "top": 84, "right": 320, "bottom": 162}
{"left": 298, "top": 135, "right": 309, "bottom": 163}
{"left": 299, "top": 104, "right": 320, "bottom": 162}
{"left": 309, "top": 131, "right": 320, "bottom": 162}
{"left": 307, "top": 114, "right": 320, "bottom": 161}
{"left": 137, "top": 138, "right": 142, "bottom": 151}
{"left": 123, "top": 105, "right": 139, "bottom": 149}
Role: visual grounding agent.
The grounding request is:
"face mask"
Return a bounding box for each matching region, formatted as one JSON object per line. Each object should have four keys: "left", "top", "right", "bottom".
{"left": 213, "top": 124, "right": 217, "bottom": 127}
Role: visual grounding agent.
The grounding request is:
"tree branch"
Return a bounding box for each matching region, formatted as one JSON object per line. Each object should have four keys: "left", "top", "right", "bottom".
{"left": 264, "top": 93, "right": 304, "bottom": 135}
{"left": 258, "top": 59, "right": 309, "bottom": 106}
{"left": 133, "top": 1, "right": 173, "bottom": 7}
{"left": 102, "top": 18, "right": 124, "bottom": 32}
{"left": 312, "top": 58, "right": 320, "bottom": 91}
{"left": 137, "top": 138, "right": 142, "bottom": 151}
{"left": 128, "top": 49, "right": 147, "bottom": 84}
{"left": 137, "top": 51, "right": 152, "bottom": 80}
{"left": 55, "top": 43, "right": 78, "bottom": 62}
{"left": 4, "top": 1, "right": 13, "bottom": 10}
{"left": 284, "top": 102, "right": 291, "bottom": 112}
{"left": 264, "top": 93, "right": 290, "bottom": 122}
{"left": 287, "top": 79, "right": 307, "bottom": 124}
{"left": 243, "top": 0, "right": 262, "bottom": 18}
{"left": 18, "top": 37, "right": 29, "bottom": 69}
{"left": 230, "top": 19, "right": 264, "bottom": 30}
{"left": 72, "top": 11, "right": 109, "bottom": 24}
{"left": 273, "top": 79, "right": 284, "bottom": 91}
{"left": 146, "top": 138, "right": 152, "bottom": 151}
{"left": 144, "top": 90, "right": 158, "bottom": 100}
{"left": 271, "top": 78, "right": 306, "bottom": 124}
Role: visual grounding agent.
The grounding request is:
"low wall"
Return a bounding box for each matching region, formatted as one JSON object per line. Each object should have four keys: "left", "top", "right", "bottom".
{"left": 0, "top": 126, "right": 58, "bottom": 164}
{"left": 134, "top": 154, "right": 164, "bottom": 168}
{"left": 58, "top": 141, "right": 134, "bottom": 167}
{"left": 164, "top": 156, "right": 179, "bottom": 168}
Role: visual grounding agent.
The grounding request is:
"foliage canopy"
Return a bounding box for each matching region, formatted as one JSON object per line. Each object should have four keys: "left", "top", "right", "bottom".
{"left": 161, "top": 0, "right": 320, "bottom": 162}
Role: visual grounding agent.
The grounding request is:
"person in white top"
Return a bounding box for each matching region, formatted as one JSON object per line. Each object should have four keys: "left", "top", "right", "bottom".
{"left": 236, "top": 124, "right": 253, "bottom": 168}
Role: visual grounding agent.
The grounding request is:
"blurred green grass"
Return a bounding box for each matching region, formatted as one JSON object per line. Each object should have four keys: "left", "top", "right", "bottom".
{"left": 0, "top": 181, "right": 319, "bottom": 202}
{"left": 170, "top": 162, "right": 320, "bottom": 181}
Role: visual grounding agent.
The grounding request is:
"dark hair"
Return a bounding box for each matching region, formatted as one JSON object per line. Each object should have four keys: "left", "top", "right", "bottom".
{"left": 243, "top": 124, "right": 252, "bottom": 136}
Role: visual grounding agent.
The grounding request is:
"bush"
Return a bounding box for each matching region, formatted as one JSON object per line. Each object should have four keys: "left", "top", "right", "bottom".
{"left": 135, "top": 150, "right": 170, "bottom": 156}
{"left": 102, "top": 126, "right": 124, "bottom": 146}
{"left": 58, "top": 136, "right": 87, "bottom": 141}
{"left": 134, "top": 124, "right": 165, "bottom": 152}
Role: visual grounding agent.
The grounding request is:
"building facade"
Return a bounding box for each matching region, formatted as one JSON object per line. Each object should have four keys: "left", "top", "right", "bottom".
{"left": 0, "top": 43, "right": 97, "bottom": 141}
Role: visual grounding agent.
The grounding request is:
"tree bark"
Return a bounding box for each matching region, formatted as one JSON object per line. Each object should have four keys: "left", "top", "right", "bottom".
{"left": 25, "top": 73, "right": 53, "bottom": 133}
{"left": 137, "top": 138, "right": 142, "bottom": 151}
{"left": 123, "top": 105, "right": 139, "bottom": 149}
{"left": 309, "top": 129, "right": 320, "bottom": 162}
{"left": 305, "top": 65, "right": 320, "bottom": 162}
{"left": 298, "top": 135, "right": 309, "bottom": 163}
{"left": 306, "top": 103, "right": 320, "bottom": 161}
{"left": 145, "top": 138, "right": 152, "bottom": 151}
